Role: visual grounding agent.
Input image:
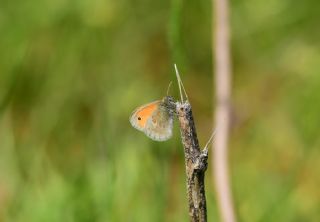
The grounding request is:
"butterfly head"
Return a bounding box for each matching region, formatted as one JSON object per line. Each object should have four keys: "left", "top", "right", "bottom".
{"left": 161, "top": 96, "right": 176, "bottom": 116}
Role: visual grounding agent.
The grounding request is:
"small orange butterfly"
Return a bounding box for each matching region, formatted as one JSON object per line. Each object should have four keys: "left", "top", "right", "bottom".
{"left": 129, "top": 96, "right": 175, "bottom": 141}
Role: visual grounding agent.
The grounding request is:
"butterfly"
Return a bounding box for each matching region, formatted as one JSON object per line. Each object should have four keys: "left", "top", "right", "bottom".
{"left": 129, "top": 96, "right": 175, "bottom": 141}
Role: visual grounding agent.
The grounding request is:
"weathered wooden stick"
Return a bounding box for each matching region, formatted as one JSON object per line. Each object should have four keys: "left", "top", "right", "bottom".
{"left": 175, "top": 100, "right": 208, "bottom": 222}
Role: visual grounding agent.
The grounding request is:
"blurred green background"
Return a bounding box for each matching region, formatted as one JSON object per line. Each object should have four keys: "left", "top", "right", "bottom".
{"left": 0, "top": 0, "right": 320, "bottom": 221}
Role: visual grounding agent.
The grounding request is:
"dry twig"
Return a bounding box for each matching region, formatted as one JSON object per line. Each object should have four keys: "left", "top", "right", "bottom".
{"left": 173, "top": 65, "right": 208, "bottom": 222}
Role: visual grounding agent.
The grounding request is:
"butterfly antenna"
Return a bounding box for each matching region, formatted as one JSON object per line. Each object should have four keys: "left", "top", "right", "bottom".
{"left": 174, "top": 64, "right": 189, "bottom": 102}
{"left": 166, "top": 81, "right": 173, "bottom": 96}
{"left": 204, "top": 129, "right": 217, "bottom": 150}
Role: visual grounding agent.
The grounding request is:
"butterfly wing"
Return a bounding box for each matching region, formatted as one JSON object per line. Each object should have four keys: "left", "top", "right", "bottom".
{"left": 129, "top": 100, "right": 161, "bottom": 131}
{"left": 144, "top": 105, "right": 173, "bottom": 141}
{"left": 129, "top": 100, "right": 173, "bottom": 141}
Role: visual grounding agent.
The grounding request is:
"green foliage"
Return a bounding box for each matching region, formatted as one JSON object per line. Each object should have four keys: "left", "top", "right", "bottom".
{"left": 0, "top": 0, "right": 319, "bottom": 221}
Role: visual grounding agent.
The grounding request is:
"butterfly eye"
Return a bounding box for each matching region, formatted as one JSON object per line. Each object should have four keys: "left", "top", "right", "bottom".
{"left": 138, "top": 117, "right": 141, "bottom": 120}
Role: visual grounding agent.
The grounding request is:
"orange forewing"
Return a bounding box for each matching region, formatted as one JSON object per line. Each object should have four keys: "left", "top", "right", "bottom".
{"left": 135, "top": 101, "right": 160, "bottom": 128}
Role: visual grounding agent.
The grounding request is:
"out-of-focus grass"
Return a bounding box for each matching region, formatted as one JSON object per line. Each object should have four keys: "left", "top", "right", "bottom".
{"left": 0, "top": 0, "right": 320, "bottom": 221}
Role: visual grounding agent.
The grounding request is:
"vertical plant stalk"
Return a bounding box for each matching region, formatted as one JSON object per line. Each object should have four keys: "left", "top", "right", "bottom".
{"left": 212, "top": 0, "right": 236, "bottom": 221}
{"left": 175, "top": 101, "right": 208, "bottom": 222}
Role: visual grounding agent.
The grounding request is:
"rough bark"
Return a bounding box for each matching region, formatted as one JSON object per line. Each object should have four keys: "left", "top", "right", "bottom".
{"left": 175, "top": 101, "right": 208, "bottom": 222}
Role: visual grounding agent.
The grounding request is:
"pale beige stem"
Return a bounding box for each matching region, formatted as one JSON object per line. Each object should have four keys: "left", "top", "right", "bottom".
{"left": 212, "top": 0, "right": 236, "bottom": 221}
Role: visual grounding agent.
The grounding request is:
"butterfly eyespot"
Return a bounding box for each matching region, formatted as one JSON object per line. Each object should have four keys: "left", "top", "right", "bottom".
{"left": 138, "top": 117, "right": 141, "bottom": 120}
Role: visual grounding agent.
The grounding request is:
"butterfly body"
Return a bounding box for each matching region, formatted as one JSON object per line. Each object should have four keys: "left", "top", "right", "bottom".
{"left": 130, "top": 96, "right": 175, "bottom": 141}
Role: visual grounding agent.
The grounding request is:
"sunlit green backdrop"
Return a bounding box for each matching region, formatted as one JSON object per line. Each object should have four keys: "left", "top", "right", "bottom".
{"left": 0, "top": 0, "right": 320, "bottom": 221}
